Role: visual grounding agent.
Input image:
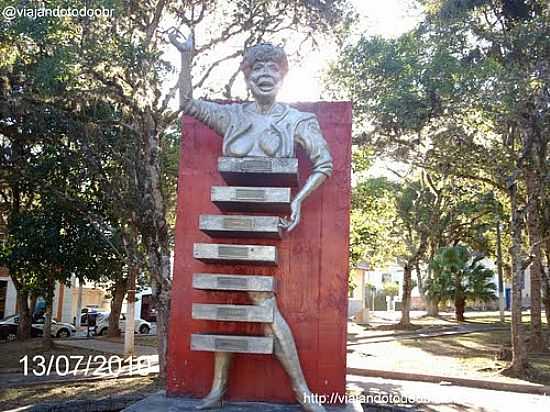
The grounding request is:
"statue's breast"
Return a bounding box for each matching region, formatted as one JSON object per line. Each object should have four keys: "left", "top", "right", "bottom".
{"left": 224, "top": 113, "right": 292, "bottom": 158}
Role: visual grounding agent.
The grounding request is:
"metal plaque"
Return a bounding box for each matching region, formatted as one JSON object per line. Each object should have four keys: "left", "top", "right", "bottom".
{"left": 193, "top": 243, "right": 278, "bottom": 265}
{"left": 192, "top": 273, "right": 276, "bottom": 292}
{"left": 191, "top": 334, "right": 274, "bottom": 354}
{"left": 216, "top": 307, "right": 247, "bottom": 319}
{"left": 241, "top": 159, "right": 273, "bottom": 172}
{"left": 222, "top": 217, "right": 254, "bottom": 230}
{"left": 192, "top": 303, "right": 274, "bottom": 322}
{"left": 218, "top": 157, "right": 299, "bottom": 187}
{"left": 211, "top": 186, "right": 291, "bottom": 213}
{"left": 234, "top": 189, "right": 266, "bottom": 201}
{"left": 218, "top": 245, "right": 249, "bottom": 258}
{"left": 216, "top": 276, "right": 249, "bottom": 289}
{"left": 199, "top": 215, "right": 282, "bottom": 239}
{"left": 215, "top": 338, "right": 249, "bottom": 351}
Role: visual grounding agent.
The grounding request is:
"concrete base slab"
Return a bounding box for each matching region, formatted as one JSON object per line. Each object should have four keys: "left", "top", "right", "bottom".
{"left": 122, "top": 391, "right": 363, "bottom": 412}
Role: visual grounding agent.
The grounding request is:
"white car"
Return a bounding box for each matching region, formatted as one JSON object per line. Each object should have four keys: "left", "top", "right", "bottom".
{"left": 96, "top": 312, "right": 151, "bottom": 335}
{"left": 1, "top": 315, "right": 76, "bottom": 338}
{"left": 33, "top": 317, "right": 77, "bottom": 338}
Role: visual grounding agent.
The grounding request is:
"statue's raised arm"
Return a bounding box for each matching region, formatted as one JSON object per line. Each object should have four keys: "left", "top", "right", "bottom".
{"left": 169, "top": 29, "right": 233, "bottom": 137}
{"left": 169, "top": 28, "right": 194, "bottom": 106}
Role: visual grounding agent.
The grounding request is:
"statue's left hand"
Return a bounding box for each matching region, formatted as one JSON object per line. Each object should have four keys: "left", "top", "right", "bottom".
{"left": 279, "top": 199, "right": 302, "bottom": 232}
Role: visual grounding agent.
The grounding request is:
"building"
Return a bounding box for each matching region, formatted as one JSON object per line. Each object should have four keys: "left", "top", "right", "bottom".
{"left": 347, "top": 258, "right": 535, "bottom": 319}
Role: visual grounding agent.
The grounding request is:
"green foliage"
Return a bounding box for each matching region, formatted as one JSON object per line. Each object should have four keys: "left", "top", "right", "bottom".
{"left": 382, "top": 281, "right": 400, "bottom": 298}
{"left": 426, "top": 245, "right": 497, "bottom": 304}
{"left": 350, "top": 176, "right": 401, "bottom": 269}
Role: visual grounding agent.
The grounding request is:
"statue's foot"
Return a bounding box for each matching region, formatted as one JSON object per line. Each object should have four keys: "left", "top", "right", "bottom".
{"left": 195, "top": 391, "right": 223, "bottom": 410}
{"left": 301, "top": 402, "right": 327, "bottom": 412}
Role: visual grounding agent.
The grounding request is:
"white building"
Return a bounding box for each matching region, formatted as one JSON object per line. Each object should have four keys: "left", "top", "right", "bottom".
{"left": 348, "top": 258, "right": 538, "bottom": 319}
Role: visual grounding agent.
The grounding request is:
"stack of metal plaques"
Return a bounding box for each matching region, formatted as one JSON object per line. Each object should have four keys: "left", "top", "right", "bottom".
{"left": 190, "top": 157, "right": 298, "bottom": 355}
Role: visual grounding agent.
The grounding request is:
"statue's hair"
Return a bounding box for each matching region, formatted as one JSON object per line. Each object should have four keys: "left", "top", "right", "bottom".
{"left": 240, "top": 43, "right": 289, "bottom": 78}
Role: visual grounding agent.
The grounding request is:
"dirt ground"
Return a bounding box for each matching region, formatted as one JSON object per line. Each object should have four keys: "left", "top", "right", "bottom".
{"left": 349, "top": 319, "right": 550, "bottom": 386}
{"left": 0, "top": 376, "right": 161, "bottom": 410}
{"left": 0, "top": 339, "right": 116, "bottom": 371}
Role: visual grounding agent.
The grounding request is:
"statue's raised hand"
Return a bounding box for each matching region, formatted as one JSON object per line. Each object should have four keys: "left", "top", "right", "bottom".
{"left": 169, "top": 28, "right": 194, "bottom": 55}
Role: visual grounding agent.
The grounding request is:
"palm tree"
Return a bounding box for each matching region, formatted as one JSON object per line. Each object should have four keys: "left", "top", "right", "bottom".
{"left": 427, "top": 246, "right": 496, "bottom": 321}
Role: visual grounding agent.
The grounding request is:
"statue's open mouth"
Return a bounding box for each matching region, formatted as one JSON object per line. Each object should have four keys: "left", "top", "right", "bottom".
{"left": 257, "top": 79, "right": 275, "bottom": 92}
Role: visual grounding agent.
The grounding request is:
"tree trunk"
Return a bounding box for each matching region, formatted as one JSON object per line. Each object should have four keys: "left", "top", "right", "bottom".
{"left": 427, "top": 298, "right": 440, "bottom": 317}
{"left": 455, "top": 294, "right": 466, "bottom": 322}
{"left": 525, "top": 168, "right": 544, "bottom": 351}
{"left": 141, "top": 112, "right": 172, "bottom": 381}
{"left": 542, "top": 267, "right": 550, "bottom": 329}
{"left": 496, "top": 219, "right": 506, "bottom": 323}
{"left": 108, "top": 278, "right": 127, "bottom": 338}
{"left": 42, "top": 278, "right": 55, "bottom": 349}
{"left": 16, "top": 290, "right": 32, "bottom": 340}
{"left": 399, "top": 264, "right": 412, "bottom": 327}
{"left": 507, "top": 181, "right": 529, "bottom": 375}
{"left": 150, "top": 256, "right": 172, "bottom": 381}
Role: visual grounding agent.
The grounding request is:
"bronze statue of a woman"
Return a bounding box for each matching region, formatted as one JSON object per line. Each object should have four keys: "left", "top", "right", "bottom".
{"left": 170, "top": 30, "right": 331, "bottom": 412}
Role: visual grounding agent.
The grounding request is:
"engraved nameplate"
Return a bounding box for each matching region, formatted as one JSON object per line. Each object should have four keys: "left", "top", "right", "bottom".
{"left": 199, "top": 215, "right": 281, "bottom": 239}
{"left": 241, "top": 159, "right": 273, "bottom": 172}
{"left": 234, "top": 189, "right": 266, "bottom": 201}
{"left": 217, "top": 276, "right": 249, "bottom": 288}
{"left": 218, "top": 157, "right": 299, "bottom": 187}
{"left": 222, "top": 217, "right": 254, "bottom": 230}
{"left": 218, "top": 245, "right": 249, "bottom": 258}
{"left": 193, "top": 243, "right": 277, "bottom": 265}
{"left": 191, "top": 334, "right": 274, "bottom": 354}
{"left": 217, "top": 307, "right": 247, "bottom": 319}
{"left": 192, "top": 302, "right": 274, "bottom": 322}
{"left": 215, "top": 338, "right": 248, "bottom": 351}
{"left": 193, "top": 274, "right": 276, "bottom": 292}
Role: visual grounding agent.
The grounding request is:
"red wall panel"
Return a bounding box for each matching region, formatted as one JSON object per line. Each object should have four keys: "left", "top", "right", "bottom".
{"left": 167, "top": 102, "right": 352, "bottom": 402}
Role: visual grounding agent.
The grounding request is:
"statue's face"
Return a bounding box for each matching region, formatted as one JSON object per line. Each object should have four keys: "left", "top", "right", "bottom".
{"left": 246, "top": 59, "right": 283, "bottom": 103}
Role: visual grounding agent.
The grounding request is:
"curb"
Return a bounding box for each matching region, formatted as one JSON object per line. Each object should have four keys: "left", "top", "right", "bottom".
{"left": 347, "top": 368, "right": 550, "bottom": 396}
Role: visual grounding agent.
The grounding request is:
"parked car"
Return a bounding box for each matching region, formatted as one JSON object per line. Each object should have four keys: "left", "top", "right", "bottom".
{"left": 32, "top": 316, "right": 77, "bottom": 338}
{"left": 80, "top": 310, "right": 108, "bottom": 327}
{"left": 0, "top": 315, "right": 43, "bottom": 341}
{"left": 0, "top": 315, "right": 76, "bottom": 338}
{"left": 96, "top": 312, "right": 151, "bottom": 336}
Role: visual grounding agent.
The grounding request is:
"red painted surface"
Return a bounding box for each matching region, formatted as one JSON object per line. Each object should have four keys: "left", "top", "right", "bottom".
{"left": 167, "top": 102, "right": 352, "bottom": 402}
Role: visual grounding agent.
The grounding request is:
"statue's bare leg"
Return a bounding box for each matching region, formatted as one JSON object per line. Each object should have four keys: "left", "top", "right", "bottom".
{"left": 196, "top": 352, "right": 232, "bottom": 410}
{"left": 250, "top": 293, "right": 326, "bottom": 412}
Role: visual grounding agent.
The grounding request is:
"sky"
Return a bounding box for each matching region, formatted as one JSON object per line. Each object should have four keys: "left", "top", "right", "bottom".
{"left": 279, "top": 0, "right": 422, "bottom": 102}
{"left": 162, "top": 0, "right": 423, "bottom": 179}
{"left": 163, "top": 0, "right": 422, "bottom": 102}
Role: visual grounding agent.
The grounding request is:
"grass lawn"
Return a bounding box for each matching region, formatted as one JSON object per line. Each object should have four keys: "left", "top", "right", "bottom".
{"left": 0, "top": 339, "right": 117, "bottom": 371}
{"left": 0, "top": 376, "right": 161, "bottom": 410}
{"left": 348, "top": 326, "right": 550, "bottom": 386}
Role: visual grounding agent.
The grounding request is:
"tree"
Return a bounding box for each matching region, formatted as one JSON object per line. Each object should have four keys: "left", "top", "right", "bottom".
{"left": 428, "top": 245, "right": 496, "bottom": 322}
{"left": 2, "top": 0, "right": 354, "bottom": 378}
{"left": 329, "top": 0, "right": 549, "bottom": 374}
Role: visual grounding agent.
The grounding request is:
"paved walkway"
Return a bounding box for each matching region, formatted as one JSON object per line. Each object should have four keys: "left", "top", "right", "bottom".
{"left": 348, "top": 374, "right": 550, "bottom": 412}
{"left": 348, "top": 323, "right": 506, "bottom": 345}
